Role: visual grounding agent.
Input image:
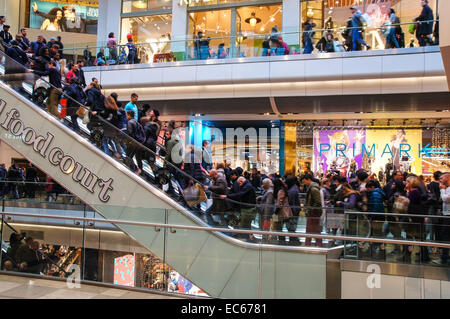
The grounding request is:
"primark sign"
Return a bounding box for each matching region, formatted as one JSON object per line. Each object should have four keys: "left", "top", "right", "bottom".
{"left": 0, "top": 100, "right": 113, "bottom": 203}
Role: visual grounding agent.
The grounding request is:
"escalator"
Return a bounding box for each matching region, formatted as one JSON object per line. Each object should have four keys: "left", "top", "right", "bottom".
{"left": 0, "top": 51, "right": 340, "bottom": 298}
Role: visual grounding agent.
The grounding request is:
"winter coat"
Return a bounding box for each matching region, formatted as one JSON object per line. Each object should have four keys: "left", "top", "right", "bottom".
{"left": 368, "top": 188, "right": 386, "bottom": 220}
{"left": 416, "top": 4, "right": 434, "bottom": 36}
{"left": 64, "top": 83, "right": 86, "bottom": 116}
{"left": 305, "top": 182, "right": 322, "bottom": 217}
{"left": 208, "top": 172, "right": 228, "bottom": 213}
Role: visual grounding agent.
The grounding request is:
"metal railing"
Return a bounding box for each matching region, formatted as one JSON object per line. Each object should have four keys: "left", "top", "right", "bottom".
{"left": 61, "top": 19, "right": 439, "bottom": 65}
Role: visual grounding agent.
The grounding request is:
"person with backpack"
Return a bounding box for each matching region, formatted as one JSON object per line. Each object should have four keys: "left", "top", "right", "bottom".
{"left": 302, "top": 19, "right": 315, "bottom": 54}
{"left": 126, "top": 36, "right": 137, "bottom": 64}
{"left": 350, "top": 6, "right": 371, "bottom": 51}
{"left": 125, "top": 110, "right": 146, "bottom": 175}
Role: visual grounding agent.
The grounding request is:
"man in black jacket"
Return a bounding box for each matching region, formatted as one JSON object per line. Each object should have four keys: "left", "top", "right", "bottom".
{"left": 75, "top": 60, "right": 86, "bottom": 88}
{"left": 5, "top": 40, "right": 28, "bottom": 66}
{"left": 415, "top": 0, "right": 434, "bottom": 46}
{"left": 221, "top": 176, "right": 257, "bottom": 241}
{"left": 32, "top": 61, "right": 62, "bottom": 117}
{"left": 0, "top": 25, "right": 12, "bottom": 47}
{"left": 25, "top": 163, "right": 38, "bottom": 198}
{"left": 286, "top": 177, "right": 301, "bottom": 245}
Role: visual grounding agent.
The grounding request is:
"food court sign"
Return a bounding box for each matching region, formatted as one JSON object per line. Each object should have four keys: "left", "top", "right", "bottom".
{"left": 0, "top": 100, "right": 113, "bottom": 203}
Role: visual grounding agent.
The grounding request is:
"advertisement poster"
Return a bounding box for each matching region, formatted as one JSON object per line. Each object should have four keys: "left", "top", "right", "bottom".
{"left": 365, "top": 129, "right": 422, "bottom": 175}
{"left": 313, "top": 129, "right": 365, "bottom": 177}
{"left": 114, "top": 254, "right": 135, "bottom": 287}
{"left": 29, "top": 1, "right": 98, "bottom": 34}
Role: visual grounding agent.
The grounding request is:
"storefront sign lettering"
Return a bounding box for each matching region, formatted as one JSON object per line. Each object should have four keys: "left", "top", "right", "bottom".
{"left": 319, "top": 143, "right": 438, "bottom": 158}
{"left": 0, "top": 100, "right": 113, "bottom": 203}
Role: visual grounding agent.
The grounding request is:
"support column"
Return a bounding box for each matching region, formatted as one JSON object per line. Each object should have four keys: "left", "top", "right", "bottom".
{"left": 282, "top": 0, "right": 300, "bottom": 49}
{"left": 172, "top": 0, "right": 187, "bottom": 61}
{"left": 0, "top": 0, "right": 21, "bottom": 35}
{"left": 97, "top": 0, "right": 122, "bottom": 48}
{"left": 230, "top": 8, "right": 237, "bottom": 58}
{"left": 439, "top": 0, "right": 450, "bottom": 91}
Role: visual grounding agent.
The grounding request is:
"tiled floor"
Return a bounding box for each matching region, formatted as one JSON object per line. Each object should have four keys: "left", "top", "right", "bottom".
{"left": 0, "top": 274, "right": 182, "bottom": 299}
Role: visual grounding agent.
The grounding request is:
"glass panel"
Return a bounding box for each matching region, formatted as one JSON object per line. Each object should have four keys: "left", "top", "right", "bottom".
{"left": 237, "top": 5, "right": 282, "bottom": 58}
{"left": 1, "top": 202, "right": 83, "bottom": 279}
{"left": 122, "top": 0, "right": 148, "bottom": 13}
{"left": 188, "top": 10, "right": 231, "bottom": 60}
{"left": 120, "top": 15, "right": 172, "bottom": 63}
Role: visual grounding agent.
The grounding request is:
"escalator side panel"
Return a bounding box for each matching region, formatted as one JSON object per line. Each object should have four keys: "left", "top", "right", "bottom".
{"left": 0, "top": 82, "right": 329, "bottom": 299}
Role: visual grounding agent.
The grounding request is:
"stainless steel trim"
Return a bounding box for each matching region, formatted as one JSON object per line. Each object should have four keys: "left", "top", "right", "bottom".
{"left": 340, "top": 259, "right": 450, "bottom": 281}
{"left": 0, "top": 271, "right": 210, "bottom": 299}
{"left": 83, "top": 46, "right": 441, "bottom": 72}
{"left": 3, "top": 211, "right": 450, "bottom": 249}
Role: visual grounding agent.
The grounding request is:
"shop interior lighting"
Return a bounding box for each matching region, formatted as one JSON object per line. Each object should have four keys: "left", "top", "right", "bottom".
{"left": 133, "top": 0, "right": 147, "bottom": 9}
{"left": 245, "top": 12, "right": 261, "bottom": 27}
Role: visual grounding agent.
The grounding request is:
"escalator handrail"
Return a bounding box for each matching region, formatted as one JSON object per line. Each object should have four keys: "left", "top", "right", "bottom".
{"left": 0, "top": 49, "right": 289, "bottom": 211}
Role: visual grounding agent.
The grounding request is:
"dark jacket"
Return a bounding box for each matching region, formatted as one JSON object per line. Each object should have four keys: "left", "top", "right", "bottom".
{"left": 33, "top": 67, "right": 62, "bottom": 89}
{"left": 126, "top": 118, "right": 139, "bottom": 140}
{"left": 183, "top": 151, "right": 203, "bottom": 183}
{"left": 208, "top": 171, "right": 228, "bottom": 213}
{"left": 416, "top": 4, "right": 434, "bottom": 36}
{"left": 30, "top": 41, "right": 45, "bottom": 56}
{"left": 368, "top": 188, "right": 386, "bottom": 220}
{"left": 6, "top": 46, "right": 28, "bottom": 65}
{"left": 227, "top": 179, "right": 256, "bottom": 208}
{"left": 64, "top": 83, "right": 86, "bottom": 116}
{"left": 0, "top": 30, "right": 12, "bottom": 45}
{"left": 86, "top": 87, "right": 105, "bottom": 113}
{"left": 287, "top": 181, "right": 300, "bottom": 216}
{"left": 305, "top": 182, "right": 322, "bottom": 217}
{"left": 408, "top": 188, "right": 426, "bottom": 222}
{"left": 142, "top": 121, "right": 159, "bottom": 152}
{"left": 74, "top": 68, "right": 86, "bottom": 88}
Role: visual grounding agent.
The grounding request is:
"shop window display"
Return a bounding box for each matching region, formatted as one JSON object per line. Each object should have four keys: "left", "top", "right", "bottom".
{"left": 236, "top": 5, "right": 282, "bottom": 57}
{"left": 121, "top": 14, "right": 172, "bottom": 63}
{"left": 122, "top": 0, "right": 172, "bottom": 14}
{"left": 188, "top": 10, "right": 231, "bottom": 59}
{"left": 291, "top": 119, "right": 449, "bottom": 181}
{"left": 301, "top": 0, "right": 438, "bottom": 50}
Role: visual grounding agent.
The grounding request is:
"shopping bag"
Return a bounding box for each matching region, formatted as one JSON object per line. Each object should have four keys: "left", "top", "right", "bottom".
{"left": 59, "top": 98, "right": 67, "bottom": 118}
{"left": 408, "top": 23, "right": 416, "bottom": 34}
{"left": 82, "top": 111, "right": 90, "bottom": 125}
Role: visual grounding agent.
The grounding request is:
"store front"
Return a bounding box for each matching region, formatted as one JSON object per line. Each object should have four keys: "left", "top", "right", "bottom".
{"left": 301, "top": 0, "right": 440, "bottom": 50}
{"left": 196, "top": 120, "right": 281, "bottom": 174}
{"left": 187, "top": 3, "right": 282, "bottom": 59}
{"left": 283, "top": 120, "right": 449, "bottom": 180}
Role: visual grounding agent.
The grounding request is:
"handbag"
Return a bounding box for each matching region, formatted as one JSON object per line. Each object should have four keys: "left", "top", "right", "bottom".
{"left": 393, "top": 195, "right": 410, "bottom": 214}
{"left": 82, "top": 111, "right": 90, "bottom": 125}
{"left": 76, "top": 106, "right": 86, "bottom": 118}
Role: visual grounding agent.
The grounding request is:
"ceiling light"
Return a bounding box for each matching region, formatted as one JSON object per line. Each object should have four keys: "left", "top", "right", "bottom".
{"left": 133, "top": 0, "right": 147, "bottom": 9}
{"left": 245, "top": 12, "right": 261, "bottom": 27}
{"left": 270, "top": 17, "right": 275, "bottom": 22}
